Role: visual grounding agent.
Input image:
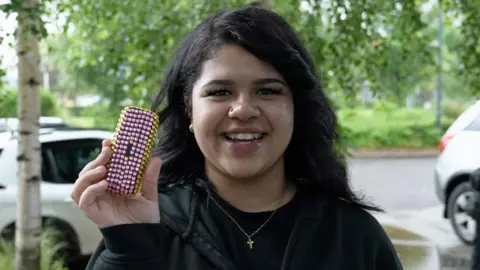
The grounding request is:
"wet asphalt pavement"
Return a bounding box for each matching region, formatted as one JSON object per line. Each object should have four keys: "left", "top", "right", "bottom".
{"left": 347, "top": 157, "right": 441, "bottom": 212}
{"left": 347, "top": 157, "right": 473, "bottom": 269}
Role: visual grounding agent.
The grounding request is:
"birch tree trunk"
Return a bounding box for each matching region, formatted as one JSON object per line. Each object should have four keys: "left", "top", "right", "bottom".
{"left": 15, "top": 0, "right": 43, "bottom": 269}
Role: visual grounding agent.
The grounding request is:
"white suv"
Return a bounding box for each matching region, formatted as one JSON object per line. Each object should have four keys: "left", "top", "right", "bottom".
{"left": 435, "top": 100, "right": 480, "bottom": 245}
{"left": 0, "top": 128, "right": 113, "bottom": 263}
{"left": 0, "top": 117, "right": 72, "bottom": 155}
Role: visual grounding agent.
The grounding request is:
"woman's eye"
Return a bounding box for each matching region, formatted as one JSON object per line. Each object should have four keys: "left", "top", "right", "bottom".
{"left": 257, "top": 87, "right": 282, "bottom": 95}
{"left": 206, "top": 89, "right": 230, "bottom": 97}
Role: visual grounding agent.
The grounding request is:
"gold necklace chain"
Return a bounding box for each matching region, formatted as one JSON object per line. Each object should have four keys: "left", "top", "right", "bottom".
{"left": 208, "top": 187, "right": 286, "bottom": 250}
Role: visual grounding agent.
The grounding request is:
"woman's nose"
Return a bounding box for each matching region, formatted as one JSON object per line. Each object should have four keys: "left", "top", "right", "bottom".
{"left": 228, "top": 96, "right": 260, "bottom": 121}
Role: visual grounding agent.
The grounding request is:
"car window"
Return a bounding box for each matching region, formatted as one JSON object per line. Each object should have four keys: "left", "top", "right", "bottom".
{"left": 41, "top": 150, "right": 53, "bottom": 181}
{"left": 466, "top": 117, "right": 480, "bottom": 131}
{"left": 42, "top": 139, "right": 102, "bottom": 184}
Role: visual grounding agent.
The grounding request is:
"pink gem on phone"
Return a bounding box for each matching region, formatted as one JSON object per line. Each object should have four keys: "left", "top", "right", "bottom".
{"left": 105, "top": 106, "right": 160, "bottom": 196}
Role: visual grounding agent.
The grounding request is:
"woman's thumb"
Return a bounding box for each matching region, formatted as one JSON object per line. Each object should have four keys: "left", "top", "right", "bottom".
{"left": 141, "top": 157, "right": 162, "bottom": 201}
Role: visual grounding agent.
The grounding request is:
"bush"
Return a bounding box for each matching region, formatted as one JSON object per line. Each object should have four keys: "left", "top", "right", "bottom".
{"left": 338, "top": 103, "right": 455, "bottom": 149}
{"left": 61, "top": 98, "right": 463, "bottom": 149}
{"left": 0, "top": 88, "right": 58, "bottom": 118}
{"left": 442, "top": 100, "right": 470, "bottom": 120}
{"left": 65, "top": 103, "right": 118, "bottom": 130}
{"left": 0, "top": 228, "right": 68, "bottom": 270}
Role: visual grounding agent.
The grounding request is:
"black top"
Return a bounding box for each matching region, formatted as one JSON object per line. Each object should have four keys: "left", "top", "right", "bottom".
{"left": 85, "top": 180, "right": 403, "bottom": 270}
{"left": 209, "top": 190, "right": 300, "bottom": 270}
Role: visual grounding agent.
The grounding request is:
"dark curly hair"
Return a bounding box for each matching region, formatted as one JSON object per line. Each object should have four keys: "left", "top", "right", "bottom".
{"left": 151, "top": 7, "right": 382, "bottom": 212}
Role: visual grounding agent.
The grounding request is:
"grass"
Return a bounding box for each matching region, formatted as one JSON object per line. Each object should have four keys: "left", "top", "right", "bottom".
{"left": 61, "top": 112, "right": 116, "bottom": 130}
{"left": 0, "top": 228, "right": 69, "bottom": 270}
{"left": 64, "top": 116, "right": 97, "bottom": 128}
{"left": 394, "top": 244, "right": 430, "bottom": 269}
{"left": 383, "top": 225, "right": 434, "bottom": 269}
{"left": 383, "top": 225, "right": 426, "bottom": 241}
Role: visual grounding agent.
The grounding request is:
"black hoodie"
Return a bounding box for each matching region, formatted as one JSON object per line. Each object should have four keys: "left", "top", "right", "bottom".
{"left": 85, "top": 180, "right": 403, "bottom": 270}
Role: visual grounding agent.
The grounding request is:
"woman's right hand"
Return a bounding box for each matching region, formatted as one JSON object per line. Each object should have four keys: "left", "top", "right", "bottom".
{"left": 71, "top": 139, "right": 163, "bottom": 229}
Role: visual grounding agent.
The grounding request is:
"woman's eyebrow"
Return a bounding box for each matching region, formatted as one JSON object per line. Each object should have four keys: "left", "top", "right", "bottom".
{"left": 252, "top": 78, "right": 286, "bottom": 86}
{"left": 202, "top": 78, "right": 286, "bottom": 88}
{"left": 202, "top": 79, "right": 235, "bottom": 88}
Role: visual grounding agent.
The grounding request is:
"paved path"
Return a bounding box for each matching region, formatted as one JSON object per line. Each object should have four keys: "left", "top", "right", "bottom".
{"left": 347, "top": 157, "right": 475, "bottom": 269}
{"left": 348, "top": 157, "right": 440, "bottom": 212}
{"left": 378, "top": 205, "right": 474, "bottom": 269}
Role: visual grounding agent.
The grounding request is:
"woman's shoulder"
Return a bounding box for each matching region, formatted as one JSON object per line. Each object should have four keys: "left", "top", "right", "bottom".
{"left": 326, "top": 197, "right": 385, "bottom": 231}
{"left": 322, "top": 197, "right": 397, "bottom": 251}
{"left": 302, "top": 192, "right": 390, "bottom": 241}
{"left": 333, "top": 198, "right": 380, "bottom": 221}
{"left": 297, "top": 192, "right": 402, "bottom": 267}
{"left": 299, "top": 187, "right": 378, "bottom": 221}
{"left": 330, "top": 199, "right": 402, "bottom": 267}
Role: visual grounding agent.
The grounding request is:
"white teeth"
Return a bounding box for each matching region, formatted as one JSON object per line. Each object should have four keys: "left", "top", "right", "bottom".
{"left": 225, "top": 133, "right": 263, "bottom": 141}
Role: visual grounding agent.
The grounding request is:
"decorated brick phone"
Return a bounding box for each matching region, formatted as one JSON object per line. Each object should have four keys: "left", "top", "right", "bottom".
{"left": 105, "top": 106, "right": 159, "bottom": 196}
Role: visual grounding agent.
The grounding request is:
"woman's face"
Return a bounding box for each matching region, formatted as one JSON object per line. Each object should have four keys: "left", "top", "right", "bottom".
{"left": 190, "top": 44, "right": 294, "bottom": 180}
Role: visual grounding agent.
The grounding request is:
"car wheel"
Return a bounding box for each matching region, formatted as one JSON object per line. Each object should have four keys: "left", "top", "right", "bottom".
{"left": 43, "top": 221, "right": 81, "bottom": 267}
{"left": 448, "top": 181, "right": 477, "bottom": 245}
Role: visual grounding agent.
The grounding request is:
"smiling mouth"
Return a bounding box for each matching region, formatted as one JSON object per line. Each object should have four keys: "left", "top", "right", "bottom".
{"left": 223, "top": 132, "right": 266, "bottom": 143}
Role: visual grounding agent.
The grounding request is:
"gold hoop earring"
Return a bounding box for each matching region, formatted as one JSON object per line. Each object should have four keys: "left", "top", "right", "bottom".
{"left": 189, "top": 124, "right": 193, "bottom": 133}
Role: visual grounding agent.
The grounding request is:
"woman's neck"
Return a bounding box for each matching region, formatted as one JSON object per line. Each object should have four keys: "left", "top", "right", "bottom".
{"left": 204, "top": 160, "right": 296, "bottom": 213}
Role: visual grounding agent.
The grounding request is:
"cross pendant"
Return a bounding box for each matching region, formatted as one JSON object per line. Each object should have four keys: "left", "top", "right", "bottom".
{"left": 247, "top": 238, "right": 254, "bottom": 249}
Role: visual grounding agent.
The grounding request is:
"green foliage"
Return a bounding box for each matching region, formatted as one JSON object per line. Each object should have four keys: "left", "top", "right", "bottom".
{"left": 50, "top": 0, "right": 249, "bottom": 111}
{"left": 0, "top": 0, "right": 49, "bottom": 40}
{"left": 62, "top": 100, "right": 462, "bottom": 149}
{"left": 0, "top": 228, "right": 68, "bottom": 270}
{"left": 2, "top": 0, "right": 480, "bottom": 104}
{"left": 63, "top": 103, "right": 118, "bottom": 130}
{"left": 0, "top": 62, "right": 5, "bottom": 90}
{"left": 442, "top": 99, "right": 470, "bottom": 119}
{"left": 47, "top": 0, "right": 434, "bottom": 108}
{"left": 339, "top": 102, "right": 455, "bottom": 149}
{"left": 444, "top": 0, "right": 480, "bottom": 96}
{"left": 293, "top": 0, "right": 432, "bottom": 98}
{"left": 0, "top": 88, "right": 58, "bottom": 117}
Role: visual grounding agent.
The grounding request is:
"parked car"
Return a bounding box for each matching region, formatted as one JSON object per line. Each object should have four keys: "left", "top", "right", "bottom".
{"left": 435, "top": 100, "right": 480, "bottom": 245}
{"left": 0, "top": 117, "right": 72, "bottom": 154}
{"left": 0, "top": 132, "right": 10, "bottom": 156}
{"left": 0, "top": 128, "right": 113, "bottom": 264}
{"left": 0, "top": 116, "right": 71, "bottom": 133}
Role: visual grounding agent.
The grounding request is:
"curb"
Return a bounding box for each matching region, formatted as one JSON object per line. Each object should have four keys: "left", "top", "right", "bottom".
{"left": 348, "top": 148, "right": 439, "bottom": 158}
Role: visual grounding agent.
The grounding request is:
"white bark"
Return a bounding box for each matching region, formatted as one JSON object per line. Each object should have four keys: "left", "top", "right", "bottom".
{"left": 15, "top": 0, "right": 42, "bottom": 269}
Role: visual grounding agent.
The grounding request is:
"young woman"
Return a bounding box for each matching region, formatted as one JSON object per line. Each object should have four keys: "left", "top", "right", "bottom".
{"left": 72, "top": 6, "right": 403, "bottom": 270}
